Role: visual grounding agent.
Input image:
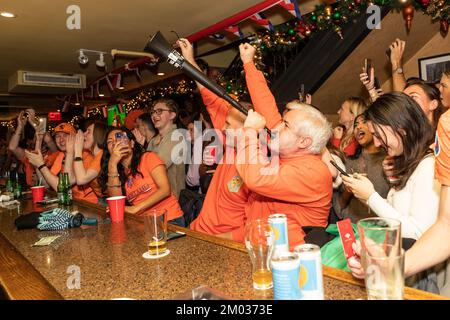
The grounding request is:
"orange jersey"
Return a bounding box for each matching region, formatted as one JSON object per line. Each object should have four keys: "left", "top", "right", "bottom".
{"left": 50, "top": 151, "right": 98, "bottom": 204}
{"left": 86, "top": 149, "right": 103, "bottom": 197}
{"left": 124, "top": 152, "right": 183, "bottom": 221}
{"left": 435, "top": 109, "right": 450, "bottom": 185}
{"left": 190, "top": 88, "right": 250, "bottom": 239}
{"left": 21, "top": 151, "right": 59, "bottom": 187}
{"left": 240, "top": 61, "right": 332, "bottom": 250}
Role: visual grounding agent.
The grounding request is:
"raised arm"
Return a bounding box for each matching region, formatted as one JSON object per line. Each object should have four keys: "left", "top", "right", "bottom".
{"left": 178, "top": 38, "right": 228, "bottom": 130}
{"left": 8, "top": 111, "right": 27, "bottom": 161}
{"left": 240, "top": 43, "right": 282, "bottom": 130}
{"left": 24, "top": 150, "right": 59, "bottom": 190}
{"left": 390, "top": 39, "right": 407, "bottom": 92}
{"left": 73, "top": 130, "right": 99, "bottom": 185}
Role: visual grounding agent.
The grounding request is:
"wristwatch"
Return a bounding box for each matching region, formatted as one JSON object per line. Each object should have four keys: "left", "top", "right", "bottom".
{"left": 74, "top": 157, "right": 83, "bottom": 162}
{"left": 393, "top": 67, "right": 403, "bottom": 74}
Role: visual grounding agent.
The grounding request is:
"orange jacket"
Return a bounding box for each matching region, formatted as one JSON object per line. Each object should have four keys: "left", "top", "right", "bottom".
{"left": 233, "top": 62, "right": 332, "bottom": 249}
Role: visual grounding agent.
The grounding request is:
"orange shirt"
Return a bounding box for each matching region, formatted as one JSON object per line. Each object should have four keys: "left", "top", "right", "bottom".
{"left": 50, "top": 151, "right": 98, "bottom": 204}
{"left": 86, "top": 150, "right": 103, "bottom": 197}
{"left": 22, "top": 151, "right": 59, "bottom": 187}
{"left": 189, "top": 88, "right": 250, "bottom": 239}
{"left": 240, "top": 61, "right": 332, "bottom": 250}
{"left": 435, "top": 109, "right": 450, "bottom": 185}
{"left": 124, "top": 152, "right": 183, "bottom": 221}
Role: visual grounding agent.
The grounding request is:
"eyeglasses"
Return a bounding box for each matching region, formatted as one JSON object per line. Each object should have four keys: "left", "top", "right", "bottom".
{"left": 150, "top": 108, "right": 172, "bottom": 116}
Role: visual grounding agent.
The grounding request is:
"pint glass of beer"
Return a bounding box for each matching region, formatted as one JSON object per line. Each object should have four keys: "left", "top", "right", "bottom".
{"left": 143, "top": 209, "right": 168, "bottom": 257}
{"left": 244, "top": 219, "right": 275, "bottom": 290}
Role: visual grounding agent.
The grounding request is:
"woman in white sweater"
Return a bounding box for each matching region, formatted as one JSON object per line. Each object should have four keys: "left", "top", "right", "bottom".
{"left": 342, "top": 92, "right": 439, "bottom": 240}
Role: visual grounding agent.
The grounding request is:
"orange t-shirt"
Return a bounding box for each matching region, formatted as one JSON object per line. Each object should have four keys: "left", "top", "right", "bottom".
{"left": 435, "top": 109, "right": 450, "bottom": 185}
{"left": 50, "top": 151, "right": 98, "bottom": 204}
{"left": 189, "top": 88, "right": 250, "bottom": 239}
{"left": 124, "top": 152, "right": 183, "bottom": 221}
{"left": 22, "top": 151, "right": 59, "bottom": 187}
{"left": 86, "top": 150, "right": 103, "bottom": 197}
{"left": 241, "top": 61, "right": 332, "bottom": 250}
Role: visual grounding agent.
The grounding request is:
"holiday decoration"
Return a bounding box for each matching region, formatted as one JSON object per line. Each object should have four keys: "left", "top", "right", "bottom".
{"left": 403, "top": 4, "right": 415, "bottom": 33}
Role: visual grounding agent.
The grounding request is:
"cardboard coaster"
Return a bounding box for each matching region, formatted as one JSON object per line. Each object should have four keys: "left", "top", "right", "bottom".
{"left": 142, "top": 250, "right": 170, "bottom": 259}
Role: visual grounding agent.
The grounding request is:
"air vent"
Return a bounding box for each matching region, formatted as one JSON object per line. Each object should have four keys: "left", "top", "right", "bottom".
{"left": 9, "top": 71, "right": 86, "bottom": 94}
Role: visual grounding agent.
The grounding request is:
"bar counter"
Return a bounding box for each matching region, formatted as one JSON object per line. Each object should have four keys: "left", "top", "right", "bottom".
{"left": 0, "top": 197, "right": 446, "bottom": 300}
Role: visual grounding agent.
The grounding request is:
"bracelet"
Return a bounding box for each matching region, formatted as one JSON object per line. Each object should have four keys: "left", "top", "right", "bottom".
{"left": 38, "top": 164, "right": 46, "bottom": 171}
{"left": 108, "top": 172, "right": 120, "bottom": 177}
{"left": 74, "top": 157, "right": 82, "bottom": 162}
{"left": 106, "top": 183, "right": 122, "bottom": 188}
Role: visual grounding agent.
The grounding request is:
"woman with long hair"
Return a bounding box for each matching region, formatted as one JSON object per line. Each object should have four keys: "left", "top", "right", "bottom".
{"left": 99, "top": 127, "right": 184, "bottom": 225}
{"left": 332, "top": 97, "right": 367, "bottom": 157}
{"left": 65, "top": 120, "right": 109, "bottom": 204}
{"left": 403, "top": 78, "right": 446, "bottom": 130}
{"left": 342, "top": 92, "right": 440, "bottom": 240}
{"left": 335, "top": 113, "right": 389, "bottom": 223}
{"left": 440, "top": 70, "right": 450, "bottom": 108}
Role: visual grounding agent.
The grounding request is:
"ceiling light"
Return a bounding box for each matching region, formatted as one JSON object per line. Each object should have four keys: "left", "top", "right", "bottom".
{"left": 118, "top": 86, "right": 125, "bottom": 90}
{"left": 157, "top": 72, "right": 165, "bottom": 76}
{"left": 96, "top": 53, "right": 106, "bottom": 68}
{"left": 78, "top": 50, "right": 89, "bottom": 65}
{"left": 0, "top": 12, "right": 16, "bottom": 18}
{"left": 98, "top": 94, "right": 105, "bottom": 97}
{"left": 74, "top": 102, "right": 80, "bottom": 106}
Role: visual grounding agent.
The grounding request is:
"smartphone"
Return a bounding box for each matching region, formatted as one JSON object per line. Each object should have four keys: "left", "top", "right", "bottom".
{"left": 167, "top": 230, "right": 186, "bottom": 241}
{"left": 39, "top": 117, "right": 47, "bottom": 132}
{"left": 36, "top": 198, "right": 59, "bottom": 205}
{"left": 330, "top": 160, "right": 350, "bottom": 177}
{"left": 115, "top": 132, "right": 129, "bottom": 144}
{"left": 364, "top": 58, "right": 372, "bottom": 73}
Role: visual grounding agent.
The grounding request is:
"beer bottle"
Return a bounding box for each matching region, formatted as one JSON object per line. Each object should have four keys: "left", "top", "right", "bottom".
{"left": 57, "top": 173, "right": 65, "bottom": 205}
{"left": 5, "top": 171, "right": 13, "bottom": 196}
{"left": 13, "top": 180, "right": 22, "bottom": 200}
{"left": 63, "top": 173, "right": 72, "bottom": 205}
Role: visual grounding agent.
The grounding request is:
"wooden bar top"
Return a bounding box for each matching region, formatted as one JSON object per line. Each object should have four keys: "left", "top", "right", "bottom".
{"left": 0, "top": 197, "right": 446, "bottom": 300}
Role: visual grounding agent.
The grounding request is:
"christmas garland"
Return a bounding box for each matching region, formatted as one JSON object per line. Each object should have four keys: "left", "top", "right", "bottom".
{"left": 219, "top": 0, "right": 449, "bottom": 98}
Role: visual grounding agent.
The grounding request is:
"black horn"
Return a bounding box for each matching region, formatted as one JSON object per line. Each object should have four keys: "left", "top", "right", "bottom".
{"left": 144, "top": 31, "right": 249, "bottom": 116}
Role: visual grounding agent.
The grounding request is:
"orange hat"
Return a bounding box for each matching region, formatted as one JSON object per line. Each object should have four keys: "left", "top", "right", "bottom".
{"left": 125, "top": 109, "right": 145, "bottom": 130}
{"left": 54, "top": 122, "right": 76, "bottom": 135}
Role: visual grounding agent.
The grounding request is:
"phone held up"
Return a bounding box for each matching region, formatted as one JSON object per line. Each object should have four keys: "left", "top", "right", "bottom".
{"left": 330, "top": 160, "right": 350, "bottom": 177}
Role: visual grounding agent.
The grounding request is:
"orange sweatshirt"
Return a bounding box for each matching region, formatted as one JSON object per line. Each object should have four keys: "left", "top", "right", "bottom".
{"left": 235, "top": 62, "right": 332, "bottom": 250}
{"left": 189, "top": 88, "right": 250, "bottom": 239}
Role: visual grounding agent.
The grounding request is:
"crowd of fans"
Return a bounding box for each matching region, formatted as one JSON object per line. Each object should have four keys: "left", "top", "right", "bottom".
{"left": 2, "top": 38, "right": 450, "bottom": 296}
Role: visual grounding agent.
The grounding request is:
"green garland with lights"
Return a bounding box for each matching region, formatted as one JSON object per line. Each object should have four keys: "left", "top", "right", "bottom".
{"left": 218, "top": 0, "right": 450, "bottom": 98}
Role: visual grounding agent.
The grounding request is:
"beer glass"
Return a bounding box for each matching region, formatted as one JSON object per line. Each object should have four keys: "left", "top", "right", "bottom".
{"left": 363, "top": 245, "right": 404, "bottom": 300}
{"left": 143, "top": 209, "right": 168, "bottom": 257}
{"left": 357, "top": 217, "right": 401, "bottom": 256}
{"left": 244, "top": 219, "right": 274, "bottom": 290}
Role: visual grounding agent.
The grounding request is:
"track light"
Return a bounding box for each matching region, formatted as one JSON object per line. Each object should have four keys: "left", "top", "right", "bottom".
{"left": 96, "top": 53, "right": 106, "bottom": 68}
{"left": 78, "top": 49, "right": 108, "bottom": 67}
{"left": 78, "top": 50, "right": 89, "bottom": 65}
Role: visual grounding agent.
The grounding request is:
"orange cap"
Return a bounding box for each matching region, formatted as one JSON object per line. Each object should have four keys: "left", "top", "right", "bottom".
{"left": 54, "top": 122, "right": 76, "bottom": 135}
{"left": 125, "top": 109, "right": 145, "bottom": 130}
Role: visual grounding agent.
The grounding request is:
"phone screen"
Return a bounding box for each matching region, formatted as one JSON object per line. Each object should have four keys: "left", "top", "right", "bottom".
{"left": 330, "top": 160, "right": 350, "bottom": 177}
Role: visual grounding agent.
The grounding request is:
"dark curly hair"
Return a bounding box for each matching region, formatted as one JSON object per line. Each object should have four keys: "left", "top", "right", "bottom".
{"left": 364, "top": 92, "right": 434, "bottom": 190}
{"left": 99, "top": 126, "right": 144, "bottom": 195}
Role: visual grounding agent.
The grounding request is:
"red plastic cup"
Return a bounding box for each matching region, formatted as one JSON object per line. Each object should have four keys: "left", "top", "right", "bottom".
{"left": 107, "top": 196, "right": 126, "bottom": 223}
{"left": 31, "top": 186, "right": 45, "bottom": 203}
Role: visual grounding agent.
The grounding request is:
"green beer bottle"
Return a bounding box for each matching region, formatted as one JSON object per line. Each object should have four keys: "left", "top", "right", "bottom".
{"left": 5, "top": 171, "right": 13, "bottom": 196}
{"left": 57, "top": 173, "right": 66, "bottom": 206}
{"left": 63, "top": 173, "right": 72, "bottom": 206}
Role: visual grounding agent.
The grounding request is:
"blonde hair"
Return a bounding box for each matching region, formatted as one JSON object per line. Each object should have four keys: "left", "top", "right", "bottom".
{"left": 340, "top": 97, "right": 367, "bottom": 152}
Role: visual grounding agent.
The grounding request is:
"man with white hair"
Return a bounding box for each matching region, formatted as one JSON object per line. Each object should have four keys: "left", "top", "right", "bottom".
{"left": 234, "top": 44, "right": 333, "bottom": 250}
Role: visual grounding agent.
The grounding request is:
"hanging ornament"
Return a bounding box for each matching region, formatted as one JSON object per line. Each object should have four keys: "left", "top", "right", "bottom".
{"left": 334, "top": 25, "right": 344, "bottom": 40}
{"left": 437, "top": 0, "right": 445, "bottom": 8}
{"left": 441, "top": 19, "right": 449, "bottom": 37}
{"left": 333, "top": 11, "right": 342, "bottom": 20}
{"left": 325, "top": 5, "right": 333, "bottom": 16}
{"left": 421, "top": 0, "right": 430, "bottom": 7}
{"left": 354, "top": 0, "right": 362, "bottom": 5}
{"left": 403, "top": 4, "right": 415, "bottom": 33}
